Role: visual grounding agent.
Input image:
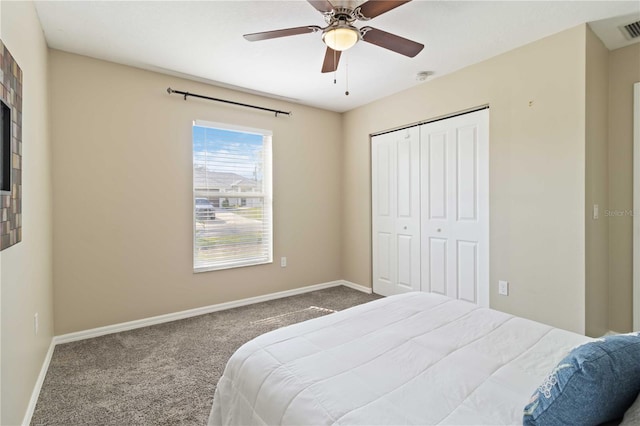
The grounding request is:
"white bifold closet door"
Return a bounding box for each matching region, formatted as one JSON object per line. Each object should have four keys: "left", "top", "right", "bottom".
{"left": 371, "top": 126, "right": 421, "bottom": 296}
{"left": 420, "top": 109, "right": 489, "bottom": 307}
{"left": 372, "top": 109, "right": 489, "bottom": 306}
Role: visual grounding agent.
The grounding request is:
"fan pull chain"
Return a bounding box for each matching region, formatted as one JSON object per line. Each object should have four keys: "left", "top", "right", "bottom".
{"left": 345, "top": 52, "right": 350, "bottom": 96}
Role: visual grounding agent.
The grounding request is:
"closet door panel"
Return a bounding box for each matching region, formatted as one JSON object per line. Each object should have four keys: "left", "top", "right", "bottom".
{"left": 428, "top": 237, "right": 447, "bottom": 295}
{"left": 457, "top": 240, "right": 478, "bottom": 304}
{"left": 456, "top": 126, "right": 478, "bottom": 222}
{"left": 372, "top": 128, "right": 420, "bottom": 296}
{"left": 420, "top": 109, "right": 489, "bottom": 306}
{"left": 427, "top": 132, "right": 448, "bottom": 220}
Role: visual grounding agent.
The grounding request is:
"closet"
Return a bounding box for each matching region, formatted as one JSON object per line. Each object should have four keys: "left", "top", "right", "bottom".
{"left": 372, "top": 108, "right": 490, "bottom": 306}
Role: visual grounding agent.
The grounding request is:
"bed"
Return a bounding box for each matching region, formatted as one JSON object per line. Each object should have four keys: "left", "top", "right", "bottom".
{"left": 208, "top": 292, "right": 592, "bottom": 425}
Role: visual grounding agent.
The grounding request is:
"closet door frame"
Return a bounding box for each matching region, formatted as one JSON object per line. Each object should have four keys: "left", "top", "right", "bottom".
{"left": 371, "top": 107, "right": 489, "bottom": 306}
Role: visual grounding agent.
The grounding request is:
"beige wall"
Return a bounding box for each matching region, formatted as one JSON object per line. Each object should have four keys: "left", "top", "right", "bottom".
{"left": 608, "top": 43, "right": 640, "bottom": 333}
{"left": 0, "top": 1, "right": 53, "bottom": 424}
{"left": 584, "top": 27, "right": 610, "bottom": 337}
{"left": 343, "top": 25, "right": 588, "bottom": 333}
{"left": 50, "top": 51, "right": 343, "bottom": 334}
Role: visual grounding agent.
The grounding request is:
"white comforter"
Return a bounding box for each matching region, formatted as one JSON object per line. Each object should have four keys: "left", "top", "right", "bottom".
{"left": 209, "top": 292, "right": 589, "bottom": 425}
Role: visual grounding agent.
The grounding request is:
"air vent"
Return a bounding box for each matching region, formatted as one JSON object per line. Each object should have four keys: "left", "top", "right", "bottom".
{"left": 620, "top": 20, "right": 640, "bottom": 40}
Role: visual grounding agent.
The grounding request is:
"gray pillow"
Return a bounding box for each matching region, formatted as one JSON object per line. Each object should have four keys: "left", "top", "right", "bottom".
{"left": 621, "top": 392, "right": 640, "bottom": 425}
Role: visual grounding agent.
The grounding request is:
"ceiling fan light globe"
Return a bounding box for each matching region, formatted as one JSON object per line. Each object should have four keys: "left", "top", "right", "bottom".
{"left": 323, "top": 27, "right": 359, "bottom": 51}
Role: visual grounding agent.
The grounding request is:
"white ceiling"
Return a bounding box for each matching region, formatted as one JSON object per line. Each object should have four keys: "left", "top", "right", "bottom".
{"left": 34, "top": 1, "right": 640, "bottom": 113}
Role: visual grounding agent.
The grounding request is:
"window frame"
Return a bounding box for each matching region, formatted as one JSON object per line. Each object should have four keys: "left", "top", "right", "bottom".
{"left": 192, "top": 120, "right": 273, "bottom": 273}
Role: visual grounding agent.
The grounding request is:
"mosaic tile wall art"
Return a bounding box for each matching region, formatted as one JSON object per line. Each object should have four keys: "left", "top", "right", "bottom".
{"left": 0, "top": 40, "right": 22, "bottom": 250}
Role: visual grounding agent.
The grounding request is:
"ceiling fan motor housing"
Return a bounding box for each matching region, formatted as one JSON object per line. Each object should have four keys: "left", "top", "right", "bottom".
{"left": 323, "top": 7, "right": 357, "bottom": 24}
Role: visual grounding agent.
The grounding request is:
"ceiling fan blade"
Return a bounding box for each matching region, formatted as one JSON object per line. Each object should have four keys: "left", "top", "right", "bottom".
{"left": 321, "top": 47, "right": 342, "bottom": 73}
{"left": 244, "top": 26, "right": 321, "bottom": 42}
{"left": 355, "top": 0, "right": 411, "bottom": 20}
{"left": 307, "top": 0, "right": 334, "bottom": 14}
{"left": 361, "top": 27, "right": 424, "bottom": 57}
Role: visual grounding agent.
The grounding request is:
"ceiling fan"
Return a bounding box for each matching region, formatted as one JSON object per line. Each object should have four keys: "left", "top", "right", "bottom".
{"left": 243, "top": 0, "right": 424, "bottom": 73}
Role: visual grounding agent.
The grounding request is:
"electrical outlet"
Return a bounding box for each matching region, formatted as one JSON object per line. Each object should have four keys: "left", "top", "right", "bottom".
{"left": 281, "top": 257, "right": 287, "bottom": 268}
{"left": 498, "top": 280, "right": 509, "bottom": 296}
{"left": 34, "top": 313, "right": 39, "bottom": 335}
{"left": 593, "top": 204, "right": 599, "bottom": 220}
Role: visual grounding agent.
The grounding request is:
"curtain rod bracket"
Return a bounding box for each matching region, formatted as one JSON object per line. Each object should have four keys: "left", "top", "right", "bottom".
{"left": 166, "top": 87, "right": 291, "bottom": 117}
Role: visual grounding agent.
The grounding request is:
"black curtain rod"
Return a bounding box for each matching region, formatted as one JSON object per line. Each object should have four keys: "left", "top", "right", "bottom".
{"left": 166, "top": 87, "right": 291, "bottom": 117}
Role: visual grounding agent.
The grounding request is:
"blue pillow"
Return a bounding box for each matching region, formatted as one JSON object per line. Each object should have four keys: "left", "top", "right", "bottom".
{"left": 523, "top": 332, "right": 640, "bottom": 426}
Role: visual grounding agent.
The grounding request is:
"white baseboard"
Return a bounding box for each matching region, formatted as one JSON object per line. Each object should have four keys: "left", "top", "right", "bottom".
{"left": 339, "top": 280, "right": 373, "bottom": 294}
{"left": 54, "top": 280, "right": 368, "bottom": 345}
{"left": 22, "top": 340, "right": 55, "bottom": 426}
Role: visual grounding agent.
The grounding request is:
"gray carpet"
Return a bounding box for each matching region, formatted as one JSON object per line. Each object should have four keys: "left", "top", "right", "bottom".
{"left": 31, "top": 286, "right": 381, "bottom": 425}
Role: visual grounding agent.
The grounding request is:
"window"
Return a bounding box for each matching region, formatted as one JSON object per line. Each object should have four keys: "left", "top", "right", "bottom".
{"left": 193, "top": 120, "right": 272, "bottom": 272}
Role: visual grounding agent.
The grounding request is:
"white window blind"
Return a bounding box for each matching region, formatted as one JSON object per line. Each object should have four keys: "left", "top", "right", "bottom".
{"left": 193, "top": 120, "right": 273, "bottom": 272}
